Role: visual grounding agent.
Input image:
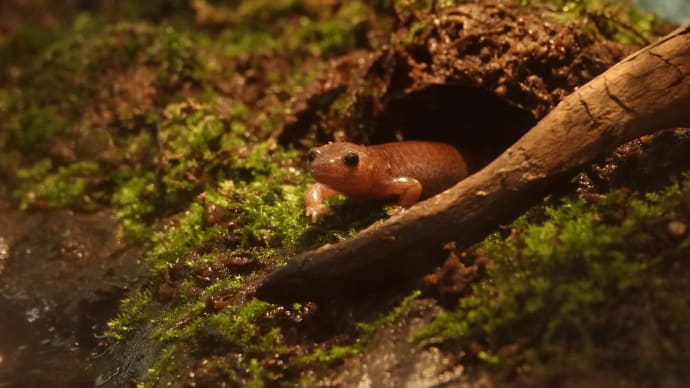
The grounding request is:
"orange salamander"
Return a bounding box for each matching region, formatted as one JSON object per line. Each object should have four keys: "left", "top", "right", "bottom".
{"left": 305, "top": 141, "right": 469, "bottom": 221}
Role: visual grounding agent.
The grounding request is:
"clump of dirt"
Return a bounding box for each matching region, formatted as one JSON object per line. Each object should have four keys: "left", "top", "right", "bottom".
{"left": 398, "top": 1, "right": 631, "bottom": 118}
{"left": 581, "top": 128, "right": 690, "bottom": 194}
{"left": 423, "top": 248, "right": 487, "bottom": 306}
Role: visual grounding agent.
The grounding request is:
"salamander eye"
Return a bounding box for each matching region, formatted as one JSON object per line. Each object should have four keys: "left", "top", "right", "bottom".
{"left": 308, "top": 150, "right": 318, "bottom": 163}
{"left": 343, "top": 152, "right": 359, "bottom": 167}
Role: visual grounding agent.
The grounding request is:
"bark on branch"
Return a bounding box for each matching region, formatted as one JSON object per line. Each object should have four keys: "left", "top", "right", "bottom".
{"left": 256, "top": 23, "right": 690, "bottom": 303}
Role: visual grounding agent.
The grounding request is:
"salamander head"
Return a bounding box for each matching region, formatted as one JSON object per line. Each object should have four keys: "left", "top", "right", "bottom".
{"left": 307, "top": 142, "right": 376, "bottom": 194}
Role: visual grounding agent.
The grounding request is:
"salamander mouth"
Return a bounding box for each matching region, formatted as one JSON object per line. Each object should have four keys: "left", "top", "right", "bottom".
{"left": 311, "top": 171, "right": 343, "bottom": 180}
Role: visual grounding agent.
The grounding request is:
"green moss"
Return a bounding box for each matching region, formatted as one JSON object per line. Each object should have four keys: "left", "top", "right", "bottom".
{"left": 133, "top": 263, "right": 419, "bottom": 386}
{"left": 1, "top": 18, "right": 219, "bottom": 210}
{"left": 105, "top": 289, "right": 153, "bottom": 341}
{"left": 13, "top": 19, "right": 199, "bottom": 119}
{"left": 14, "top": 159, "right": 100, "bottom": 210}
{"left": 203, "top": 299, "right": 286, "bottom": 353}
{"left": 415, "top": 173, "right": 690, "bottom": 383}
{"left": 215, "top": 0, "right": 374, "bottom": 58}
{"left": 140, "top": 296, "right": 290, "bottom": 385}
{"left": 295, "top": 345, "right": 361, "bottom": 367}
{"left": 7, "top": 105, "right": 67, "bottom": 150}
{"left": 141, "top": 343, "right": 178, "bottom": 387}
{"left": 0, "top": 26, "right": 55, "bottom": 67}
{"left": 0, "top": 0, "right": 382, "bottom": 214}
{"left": 146, "top": 201, "right": 222, "bottom": 270}
{"left": 111, "top": 131, "right": 391, "bottom": 384}
{"left": 1, "top": 1, "right": 399, "bottom": 386}
{"left": 2, "top": 19, "right": 369, "bottom": 386}
{"left": 111, "top": 173, "right": 157, "bottom": 238}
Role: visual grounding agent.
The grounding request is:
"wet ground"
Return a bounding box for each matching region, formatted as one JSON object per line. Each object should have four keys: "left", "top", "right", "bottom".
{"left": 0, "top": 206, "right": 142, "bottom": 387}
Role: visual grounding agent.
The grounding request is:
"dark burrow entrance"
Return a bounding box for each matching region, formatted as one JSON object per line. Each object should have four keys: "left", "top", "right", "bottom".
{"left": 375, "top": 84, "right": 538, "bottom": 171}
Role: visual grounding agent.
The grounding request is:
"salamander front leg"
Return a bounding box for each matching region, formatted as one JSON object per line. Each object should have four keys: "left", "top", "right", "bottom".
{"left": 305, "top": 183, "right": 339, "bottom": 222}
{"left": 383, "top": 177, "right": 423, "bottom": 209}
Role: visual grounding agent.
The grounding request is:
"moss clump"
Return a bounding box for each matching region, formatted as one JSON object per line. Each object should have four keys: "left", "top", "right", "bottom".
{"left": 104, "top": 289, "right": 152, "bottom": 341}
{"left": 102, "top": 127, "right": 388, "bottom": 386}
{"left": 195, "top": 0, "right": 375, "bottom": 58}
{"left": 1, "top": 18, "right": 215, "bottom": 213}
{"left": 1, "top": 0, "right": 380, "bottom": 223}
{"left": 9, "top": 17, "right": 205, "bottom": 126}
{"left": 14, "top": 159, "right": 100, "bottom": 210}
{"left": 415, "top": 173, "right": 690, "bottom": 384}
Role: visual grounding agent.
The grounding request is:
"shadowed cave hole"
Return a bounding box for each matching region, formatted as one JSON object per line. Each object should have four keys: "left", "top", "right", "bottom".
{"left": 375, "top": 84, "right": 537, "bottom": 172}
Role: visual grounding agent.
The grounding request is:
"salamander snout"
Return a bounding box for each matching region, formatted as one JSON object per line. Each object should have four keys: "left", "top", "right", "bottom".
{"left": 306, "top": 142, "right": 374, "bottom": 193}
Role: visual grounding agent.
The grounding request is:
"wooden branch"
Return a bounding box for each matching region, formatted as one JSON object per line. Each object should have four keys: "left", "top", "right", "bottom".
{"left": 256, "top": 23, "right": 690, "bottom": 303}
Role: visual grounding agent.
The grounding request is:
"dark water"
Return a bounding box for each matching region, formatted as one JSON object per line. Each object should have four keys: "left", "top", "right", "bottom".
{"left": 0, "top": 209, "right": 142, "bottom": 387}
{"left": 0, "top": 293, "right": 98, "bottom": 387}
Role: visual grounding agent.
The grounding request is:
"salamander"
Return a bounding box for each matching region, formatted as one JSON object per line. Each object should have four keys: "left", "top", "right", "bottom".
{"left": 305, "top": 141, "right": 469, "bottom": 221}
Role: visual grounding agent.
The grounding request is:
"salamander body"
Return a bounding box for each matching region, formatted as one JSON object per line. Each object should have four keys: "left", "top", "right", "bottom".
{"left": 305, "top": 141, "right": 469, "bottom": 221}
